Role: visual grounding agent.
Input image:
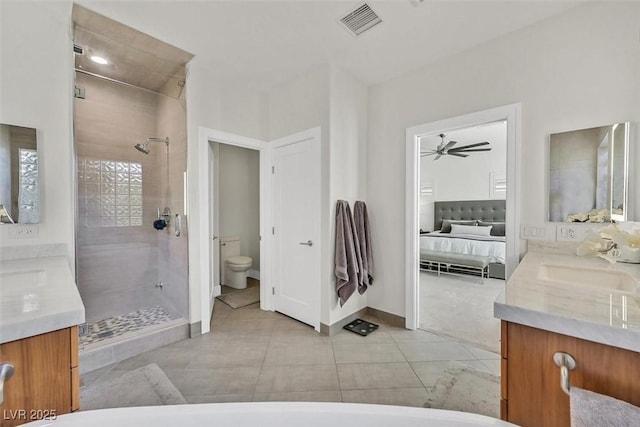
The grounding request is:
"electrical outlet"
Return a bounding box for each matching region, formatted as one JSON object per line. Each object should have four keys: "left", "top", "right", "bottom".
{"left": 556, "top": 224, "right": 581, "bottom": 241}
{"left": 9, "top": 224, "right": 39, "bottom": 238}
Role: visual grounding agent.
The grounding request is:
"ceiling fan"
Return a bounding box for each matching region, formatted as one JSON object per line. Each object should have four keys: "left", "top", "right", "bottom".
{"left": 421, "top": 133, "right": 491, "bottom": 160}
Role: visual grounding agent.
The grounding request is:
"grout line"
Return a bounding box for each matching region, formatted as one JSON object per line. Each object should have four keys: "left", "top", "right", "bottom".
{"left": 329, "top": 336, "right": 344, "bottom": 401}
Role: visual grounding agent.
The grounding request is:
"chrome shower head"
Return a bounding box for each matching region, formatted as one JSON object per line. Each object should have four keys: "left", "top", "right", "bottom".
{"left": 134, "top": 137, "right": 169, "bottom": 154}
{"left": 134, "top": 142, "right": 150, "bottom": 154}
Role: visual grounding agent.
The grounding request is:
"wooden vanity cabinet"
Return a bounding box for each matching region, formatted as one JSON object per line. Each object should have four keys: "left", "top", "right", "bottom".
{"left": 501, "top": 321, "right": 640, "bottom": 427}
{"left": 0, "top": 326, "right": 79, "bottom": 427}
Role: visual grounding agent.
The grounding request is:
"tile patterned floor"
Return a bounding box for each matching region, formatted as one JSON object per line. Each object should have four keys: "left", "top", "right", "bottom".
{"left": 79, "top": 306, "right": 177, "bottom": 346}
{"left": 82, "top": 302, "right": 501, "bottom": 409}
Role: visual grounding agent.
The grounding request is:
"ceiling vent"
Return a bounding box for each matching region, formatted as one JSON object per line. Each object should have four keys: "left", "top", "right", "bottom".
{"left": 339, "top": 3, "right": 382, "bottom": 36}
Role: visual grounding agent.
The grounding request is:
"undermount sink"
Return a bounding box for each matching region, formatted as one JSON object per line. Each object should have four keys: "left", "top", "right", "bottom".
{"left": 537, "top": 264, "right": 638, "bottom": 294}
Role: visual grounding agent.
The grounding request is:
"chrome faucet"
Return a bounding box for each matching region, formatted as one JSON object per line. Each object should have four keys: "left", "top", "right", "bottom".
{"left": 596, "top": 240, "right": 618, "bottom": 253}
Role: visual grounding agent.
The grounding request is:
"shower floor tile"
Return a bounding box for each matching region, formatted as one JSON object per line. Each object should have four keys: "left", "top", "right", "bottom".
{"left": 79, "top": 306, "right": 177, "bottom": 346}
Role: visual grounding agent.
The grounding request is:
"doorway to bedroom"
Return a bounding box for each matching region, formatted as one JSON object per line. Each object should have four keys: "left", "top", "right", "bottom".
{"left": 419, "top": 121, "right": 507, "bottom": 353}
{"left": 405, "top": 104, "right": 521, "bottom": 355}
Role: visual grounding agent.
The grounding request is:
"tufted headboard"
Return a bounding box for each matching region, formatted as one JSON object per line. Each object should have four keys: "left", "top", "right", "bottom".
{"left": 434, "top": 200, "right": 506, "bottom": 231}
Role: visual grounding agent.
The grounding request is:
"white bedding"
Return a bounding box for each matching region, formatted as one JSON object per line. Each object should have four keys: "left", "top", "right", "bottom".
{"left": 420, "top": 231, "right": 506, "bottom": 264}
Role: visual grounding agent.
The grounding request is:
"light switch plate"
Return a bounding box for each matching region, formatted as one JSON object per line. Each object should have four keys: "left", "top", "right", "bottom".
{"left": 520, "top": 223, "right": 557, "bottom": 241}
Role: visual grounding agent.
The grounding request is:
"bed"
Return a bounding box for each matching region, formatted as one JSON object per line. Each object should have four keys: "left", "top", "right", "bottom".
{"left": 420, "top": 200, "right": 506, "bottom": 280}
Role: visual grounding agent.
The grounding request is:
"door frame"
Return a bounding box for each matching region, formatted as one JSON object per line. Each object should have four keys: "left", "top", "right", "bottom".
{"left": 404, "top": 104, "right": 521, "bottom": 330}
{"left": 269, "top": 127, "right": 322, "bottom": 332}
{"left": 197, "top": 126, "right": 270, "bottom": 333}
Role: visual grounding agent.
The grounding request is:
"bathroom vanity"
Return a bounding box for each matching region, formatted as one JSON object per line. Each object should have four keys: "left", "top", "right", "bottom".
{"left": 0, "top": 250, "right": 85, "bottom": 427}
{"left": 494, "top": 251, "right": 640, "bottom": 427}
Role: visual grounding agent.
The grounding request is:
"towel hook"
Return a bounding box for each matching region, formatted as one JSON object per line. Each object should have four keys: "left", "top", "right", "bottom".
{"left": 553, "top": 352, "right": 576, "bottom": 396}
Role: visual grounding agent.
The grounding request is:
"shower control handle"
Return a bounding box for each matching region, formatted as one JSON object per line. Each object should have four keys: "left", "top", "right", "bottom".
{"left": 299, "top": 240, "right": 313, "bottom": 247}
{"left": 0, "top": 363, "right": 15, "bottom": 405}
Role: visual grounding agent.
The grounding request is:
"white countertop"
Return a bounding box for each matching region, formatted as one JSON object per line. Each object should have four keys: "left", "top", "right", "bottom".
{"left": 0, "top": 256, "right": 85, "bottom": 344}
{"left": 494, "top": 251, "right": 640, "bottom": 353}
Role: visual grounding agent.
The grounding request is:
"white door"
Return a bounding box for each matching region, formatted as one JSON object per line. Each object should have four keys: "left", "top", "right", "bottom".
{"left": 271, "top": 128, "right": 321, "bottom": 331}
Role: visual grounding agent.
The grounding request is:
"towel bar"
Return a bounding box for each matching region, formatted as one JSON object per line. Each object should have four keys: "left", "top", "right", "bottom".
{"left": 553, "top": 352, "right": 576, "bottom": 396}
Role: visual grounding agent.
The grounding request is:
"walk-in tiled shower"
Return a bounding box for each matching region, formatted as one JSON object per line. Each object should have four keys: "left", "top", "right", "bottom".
{"left": 72, "top": 5, "right": 193, "bottom": 372}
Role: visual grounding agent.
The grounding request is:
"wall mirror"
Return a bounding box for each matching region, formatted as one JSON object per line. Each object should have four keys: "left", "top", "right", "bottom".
{"left": 548, "top": 122, "right": 629, "bottom": 223}
{"left": 0, "top": 123, "right": 39, "bottom": 224}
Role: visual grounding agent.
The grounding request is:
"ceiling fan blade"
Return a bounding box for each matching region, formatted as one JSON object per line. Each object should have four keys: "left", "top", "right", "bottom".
{"left": 452, "top": 148, "right": 492, "bottom": 153}
{"left": 442, "top": 141, "right": 457, "bottom": 151}
{"left": 433, "top": 154, "right": 442, "bottom": 160}
{"left": 448, "top": 141, "right": 490, "bottom": 151}
{"left": 447, "top": 152, "right": 468, "bottom": 158}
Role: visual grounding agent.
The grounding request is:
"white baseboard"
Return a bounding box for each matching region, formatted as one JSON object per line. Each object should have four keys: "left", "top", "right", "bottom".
{"left": 248, "top": 269, "right": 260, "bottom": 280}
{"left": 213, "top": 284, "right": 222, "bottom": 297}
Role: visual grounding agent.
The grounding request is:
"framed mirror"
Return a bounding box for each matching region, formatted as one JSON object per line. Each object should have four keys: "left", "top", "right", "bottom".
{"left": 548, "top": 122, "right": 629, "bottom": 223}
{"left": 0, "top": 123, "right": 39, "bottom": 224}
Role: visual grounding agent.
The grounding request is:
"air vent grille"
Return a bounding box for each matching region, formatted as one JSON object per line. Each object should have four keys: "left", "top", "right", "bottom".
{"left": 339, "top": 3, "right": 382, "bottom": 36}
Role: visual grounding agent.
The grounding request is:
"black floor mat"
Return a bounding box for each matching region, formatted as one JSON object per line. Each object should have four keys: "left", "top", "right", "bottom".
{"left": 343, "top": 319, "right": 379, "bottom": 336}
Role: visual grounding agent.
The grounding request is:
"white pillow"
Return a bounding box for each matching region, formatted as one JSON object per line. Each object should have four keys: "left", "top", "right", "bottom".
{"left": 449, "top": 223, "right": 492, "bottom": 236}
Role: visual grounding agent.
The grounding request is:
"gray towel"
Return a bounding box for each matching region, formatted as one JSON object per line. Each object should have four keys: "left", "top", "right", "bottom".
{"left": 353, "top": 201, "right": 374, "bottom": 293}
{"left": 570, "top": 387, "right": 640, "bottom": 427}
{"left": 335, "top": 200, "right": 361, "bottom": 306}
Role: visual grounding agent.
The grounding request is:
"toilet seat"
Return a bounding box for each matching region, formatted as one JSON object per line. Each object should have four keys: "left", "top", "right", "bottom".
{"left": 226, "top": 256, "right": 252, "bottom": 266}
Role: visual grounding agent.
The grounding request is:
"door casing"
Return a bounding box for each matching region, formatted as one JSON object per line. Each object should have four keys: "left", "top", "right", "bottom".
{"left": 404, "top": 104, "right": 521, "bottom": 330}
{"left": 196, "top": 126, "right": 321, "bottom": 333}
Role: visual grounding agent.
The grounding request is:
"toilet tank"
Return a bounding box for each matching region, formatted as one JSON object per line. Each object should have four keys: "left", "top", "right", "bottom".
{"left": 220, "top": 236, "right": 240, "bottom": 261}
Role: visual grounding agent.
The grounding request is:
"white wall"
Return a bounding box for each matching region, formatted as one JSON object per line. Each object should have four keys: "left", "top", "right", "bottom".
{"left": 327, "top": 66, "right": 368, "bottom": 325}
{"left": 268, "top": 65, "right": 369, "bottom": 327}
{"left": 366, "top": 2, "right": 640, "bottom": 317}
{"left": 217, "top": 143, "right": 260, "bottom": 268}
{"left": 268, "top": 66, "right": 332, "bottom": 324}
{"left": 0, "top": 1, "right": 74, "bottom": 264}
{"left": 186, "top": 57, "right": 268, "bottom": 327}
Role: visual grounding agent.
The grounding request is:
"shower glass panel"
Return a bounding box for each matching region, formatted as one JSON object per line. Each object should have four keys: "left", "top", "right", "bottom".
{"left": 72, "top": 5, "right": 192, "bottom": 353}
{"left": 74, "top": 71, "right": 189, "bottom": 346}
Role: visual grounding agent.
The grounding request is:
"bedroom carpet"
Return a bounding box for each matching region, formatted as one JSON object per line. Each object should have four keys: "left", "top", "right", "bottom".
{"left": 423, "top": 363, "right": 500, "bottom": 419}
{"left": 419, "top": 272, "right": 503, "bottom": 353}
{"left": 80, "top": 363, "right": 186, "bottom": 410}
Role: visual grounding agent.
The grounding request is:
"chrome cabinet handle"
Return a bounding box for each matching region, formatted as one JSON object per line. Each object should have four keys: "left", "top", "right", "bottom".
{"left": 299, "top": 240, "right": 313, "bottom": 246}
{"left": 553, "top": 352, "right": 576, "bottom": 396}
{"left": 0, "top": 363, "right": 15, "bottom": 405}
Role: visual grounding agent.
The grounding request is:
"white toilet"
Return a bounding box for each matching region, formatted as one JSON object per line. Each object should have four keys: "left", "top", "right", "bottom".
{"left": 220, "top": 236, "right": 252, "bottom": 289}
